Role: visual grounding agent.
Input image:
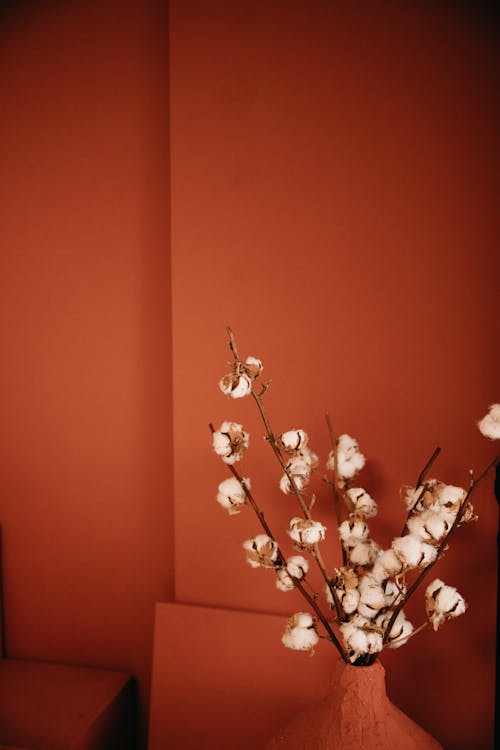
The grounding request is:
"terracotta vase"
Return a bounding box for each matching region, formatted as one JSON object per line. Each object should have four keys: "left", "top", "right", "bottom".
{"left": 265, "top": 660, "right": 443, "bottom": 750}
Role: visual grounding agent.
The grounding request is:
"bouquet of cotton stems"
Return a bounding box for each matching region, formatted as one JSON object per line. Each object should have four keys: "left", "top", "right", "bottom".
{"left": 210, "top": 329, "right": 499, "bottom": 665}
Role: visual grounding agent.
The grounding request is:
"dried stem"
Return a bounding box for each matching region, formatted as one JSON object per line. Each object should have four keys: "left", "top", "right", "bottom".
{"left": 210, "top": 422, "right": 348, "bottom": 662}
{"left": 415, "top": 446, "right": 442, "bottom": 488}
{"left": 325, "top": 413, "right": 348, "bottom": 566}
{"left": 383, "top": 453, "right": 499, "bottom": 644}
{"left": 401, "top": 446, "right": 441, "bottom": 536}
{"left": 225, "top": 328, "right": 345, "bottom": 622}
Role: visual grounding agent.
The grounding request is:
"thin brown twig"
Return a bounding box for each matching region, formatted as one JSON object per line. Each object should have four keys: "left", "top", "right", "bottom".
{"left": 325, "top": 413, "right": 348, "bottom": 566}
{"left": 225, "top": 328, "right": 345, "bottom": 622}
{"left": 383, "top": 453, "right": 499, "bottom": 644}
{"left": 401, "top": 446, "right": 441, "bottom": 536}
{"left": 250, "top": 386, "right": 346, "bottom": 623}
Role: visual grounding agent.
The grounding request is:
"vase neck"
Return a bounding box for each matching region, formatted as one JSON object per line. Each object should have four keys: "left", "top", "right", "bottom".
{"left": 328, "top": 659, "right": 389, "bottom": 707}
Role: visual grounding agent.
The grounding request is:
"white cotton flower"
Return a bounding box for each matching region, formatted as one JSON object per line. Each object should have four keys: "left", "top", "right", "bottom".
{"left": 377, "top": 610, "right": 414, "bottom": 648}
{"left": 349, "top": 540, "right": 380, "bottom": 567}
{"left": 425, "top": 579, "right": 467, "bottom": 631}
{"left": 326, "top": 434, "right": 365, "bottom": 478}
{"left": 357, "top": 576, "right": 386, "bottom": 617}
{"left": 407, "top": 509, "right": 452, "bottom": 543}
{"left": 276, "top": 568, "right": 295, "bottom": 592}
{"left": 276, "top": 556, "right": 308, "bottom": 592}
{"left": 337, "top": 450, "right": 366, "bottom": 479}
{"left": 340, "top": 616, "right": 383, "bottom": 662}
{"left": 242, "top": 534, "right": 278, "bottom": 568}
{"left": 384, "top": 580, "right": 406, "bottom": 607}
{"left": 279, "top": 429, "right": 309, "bottom": 453}
{"left": 478, "top": 403, "right": 500, "bottom": 440}
{"left": 216, "top": 476, "right": 250, "bottom": 514}
{"left": 403, "top": 479, "right": 443, "bottom": 514}
{"left": 300, "top": 447, "right": 320, "bottom": 471}
{"left": 244, "top": 356, "right": 263, "bottom": 379}
{"left": 282, "top": 612, "right": 319, "bottom": 652}
{"left": 346, "top": 488, "right": 378, "bottom": 518}
{"left": 279, "top": 458, "right": 311, "bottom": 494}
{"left": 286, "top": 555, "right": 309, "bottom": 579}
{"left": 371, "top": 549, "right": 403, "bottom": 581}
{"left": 288, "top": 517, "right": 326, "bottom": 548}
{"left": 218, "top": 372, "right": 252, "bottom": 399}
{"left": 402, "top": 485, "right": 421, "bottom": 511}
{"left": 339, "top": 518, "right": 369, "bottom": 550}
{"left": 326, "top": 582, "right": 360, "bottom": 615}
{"left": 338, "top": 434, "right": 359, "bottom": 454}
{"left": 338, "top": 587, "right": 360, "bottom": 615}
{"left": 435, "top": 484, "right": 466, "bottom": 515}
{"left": 327, "top": 568, "right": 360, "bottom": 614}
{"left": 392, "top": 535, "right": 428, "bottom": 569}
{"left": 212, "top": 421, "right": 249, "bottom": 464}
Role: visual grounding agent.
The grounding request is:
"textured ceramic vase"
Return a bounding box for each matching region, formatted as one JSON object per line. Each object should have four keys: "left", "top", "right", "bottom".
{"left": 265, "top": 660, "right": 443, "bottom": 750}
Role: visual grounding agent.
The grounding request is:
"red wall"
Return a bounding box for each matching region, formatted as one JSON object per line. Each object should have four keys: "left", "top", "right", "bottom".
{"left": 0, "top": 0, "right": 173, "bottom": 744}
{"left": 170, "top": 2, "right": 498, "bottom": 748}
{"left": 0, "top": 1, "right": 498, "bottom": 748}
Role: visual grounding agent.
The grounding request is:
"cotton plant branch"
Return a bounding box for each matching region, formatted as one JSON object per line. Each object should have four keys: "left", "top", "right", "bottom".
{"left": 209, "top": 423, "right": 349, "bottom": 662}
{"left": 400, "top": 446, "right": 442, "bottom": 536}
{"left": 383, "top": 453, "right": 499, "bottom": 644}
{"left": 226, "top": 327, "right": 345, "bottom": 623}
{"left": 325, "top": 413, "right": 348, "bottom": 566}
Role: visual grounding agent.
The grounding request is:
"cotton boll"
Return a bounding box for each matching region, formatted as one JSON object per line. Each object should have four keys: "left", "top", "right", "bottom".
{"left": 402, "top": 485, "right": 420, "bottom": 511}
{"left": 326, "top": 435, "right": 365, "bottom": 479}
{"left": 219, "top": 372, "right": 252, "bottom": 398}
{"left": 276, "top": 568, "right": 295, "bottom": 592}
{"left": 359, "top": 576, "right": 386, "bottom": 605}
{"left": 334, "top": 567, "right": 360, "bottom": 591}
{"left": 288, "top": 517, "right": 326, "bottom": 548}
{"left": 279, "top": 458, "right": 311, "bottom": 494}
{"left": 337, "top": 434, "right": 359, "bottom": 455}
{"left": 244, "top": 356, "right": 263, "bottom": 379}
{"left": 212, "top": 431, "right": 232, "bottom": 458}
{"left": 286, "top": 556, "right": 309, "bottom": 579}
{"left": 346, "top": 488, "right": 378, "bottom": 518}
{"left": 326, "top": 450, "right": 335, "bottom": 472}
{"left": 343, "top": 625, "right": 369, "bottom": 655}
{"left": 366, "top": 631, "right": 384, "bottom": 653}
{"left": 339, "top": 518, "right": 369, "bottom": 550}
{"left": 338, "top": 587, "right": 360, "bottom": 615}
{"left": 388, "top": 617, "right": 413, "bottom": 648}
{"left": 212, "top": 421, "right": 249, "bottom": 464}
{"left": 436, "top": 485, "right": 466, "bottom": 515}
{"left": 425, "top": 579, "right": 467, "bottom": 631}
{"left": 328, "top": 568, "right": 360, "bottom": 614}
{"left": 300, "top": 447, "right": 320, "bottom": 471}
{"left": 384, "top": 580, "right": 406, "bottom": 607}
{"left": 377, "top": 611, "right": 413, "bottom": 648}
{"left": 350, "top": 541, "right": 380, "bottom": 567}
{"left": 279, "top": 429, "right": 308, "bottom": 453}
{"left": 407, "top": 509, "right": 451, "bottom": 543}
{"left": 426, "top": 578, "right": 444, "bottom": 599}
{"left": 337, "top": 450, "right": 366, "bottom": 479}
{"left": 242, "top": 534, "right": 278, "bottom": 568}
{"left": 341, "top": 615, "right": 382, "bottom": 661}
{"left": 282, "top": 613, "right": 319, "bottom": 651}
{"left": 478, "top": 403, "right": 500, "bottom": 440}
{"left": 357, "top": 577, "right": 386, "bottom": 617}
{"left": 417, "top": 542, "right": 438, "bottom": 568}
{"left": 372, "top": 549, "right": 404, "bottom": 581}
{"left": 216, "top": 476, "right": 250, "bottom": 514}
{"left": 282, "top": 626, "right": 319, "bottom": 651}
{"left": 392, "top": 535, "right": 426, "bottom": 569}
